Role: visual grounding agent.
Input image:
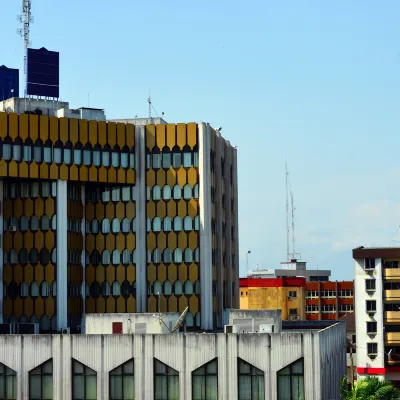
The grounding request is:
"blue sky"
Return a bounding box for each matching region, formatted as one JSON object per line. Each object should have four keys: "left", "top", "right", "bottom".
{"left": 2, "top": 1, "right": 400, "bottom": 280}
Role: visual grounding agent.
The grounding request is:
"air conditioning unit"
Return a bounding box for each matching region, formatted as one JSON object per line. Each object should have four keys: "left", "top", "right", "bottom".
{"left": 16, "top": 323, "right": 39, "bottom": 334}
{"left": 289, "top": 315, "right": 300, "bottom": 321}
{"left": 287, "top": 296, "right": 293, "bottom": 300}
{"left": 8, "top": 226, "right": 16, "bottom": 232}
{"left": 62, "top": 327, "right": 70, "bottom": 334}
{"left": 0, "top": 323, "right": 15, "bottom": 334}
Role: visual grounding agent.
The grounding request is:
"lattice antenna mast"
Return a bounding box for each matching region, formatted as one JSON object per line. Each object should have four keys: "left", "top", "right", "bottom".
{"left": 286, "top": 162, "right": 290, "bottom": 261}
{"left": 291, "top": 190, "right": 296, "bottom": 256}
{"left": 18, "top": 0, "right": 33, "bottom": 96}
{"left": 148, "top": 92, "right": 153, "bottom": 124}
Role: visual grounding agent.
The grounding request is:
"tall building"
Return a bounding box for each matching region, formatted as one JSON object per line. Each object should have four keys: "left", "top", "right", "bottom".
{"left": 353, "top": 246, "right": 400, "bottom": 386}
{"left": 0, "top": 99, "right": 239, "bottom": 332}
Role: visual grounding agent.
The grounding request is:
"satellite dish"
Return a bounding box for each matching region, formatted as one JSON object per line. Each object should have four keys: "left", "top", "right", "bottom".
{"left": 170, "top": 307, "right": 189, "bottom": 334}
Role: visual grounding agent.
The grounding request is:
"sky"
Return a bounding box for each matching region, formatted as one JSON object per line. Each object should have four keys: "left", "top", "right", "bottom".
{"left": 2, "top": 0, "right": 400, "bottom": 280}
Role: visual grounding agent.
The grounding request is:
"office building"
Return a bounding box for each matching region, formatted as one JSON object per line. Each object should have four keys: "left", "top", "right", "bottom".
{"left": 0, "top": 98, "right": 239, "bottom": 332}
{"left": 0, "top": 309, "right": 346, "bottom": 399}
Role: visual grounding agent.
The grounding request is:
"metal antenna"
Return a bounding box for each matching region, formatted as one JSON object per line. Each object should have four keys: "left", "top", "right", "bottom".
{"left": 148, "top": 91, "right": 153, "bottom": 124}
{"left": 17, "top": 0, "right": 33, "bottom": 97}
{"left": 286, "top": 162, "right": 290, "bottom": 261}
{"left": 291, "top": 190, "right": 295, "bottom": 256}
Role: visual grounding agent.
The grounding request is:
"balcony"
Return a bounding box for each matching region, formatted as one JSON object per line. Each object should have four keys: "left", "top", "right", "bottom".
{"left": 385, "top": 311, "right": 400, "bottom": 324}
{"left": 384, "top": 290, "right": 400, "bottom": 302}
{"left": 384, "top": 269, "right": 400, "bottom": 281}
{"left": 385, "top": 332, "right": 400, "bottom": 345}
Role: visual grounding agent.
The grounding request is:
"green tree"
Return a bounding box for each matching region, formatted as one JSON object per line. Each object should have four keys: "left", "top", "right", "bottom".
{"left": 341, "top": 376, "right": 400, "bottom": 400}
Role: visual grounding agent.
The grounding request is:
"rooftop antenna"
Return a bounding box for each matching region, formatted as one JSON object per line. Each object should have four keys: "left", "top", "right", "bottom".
{"left": 17, "top": 0, "right": 33, "bottom": 97}
{"left": 286, "top": 162, "right": 290, "bottom": 261}
{"left": 170, "top": 307, "right": 189, "bottom": 333}
{"left": 148, "top": 91, "right": 153, "bottom": 124}
{"left": 291, "top": 190, "right": 296, "bottom": 258}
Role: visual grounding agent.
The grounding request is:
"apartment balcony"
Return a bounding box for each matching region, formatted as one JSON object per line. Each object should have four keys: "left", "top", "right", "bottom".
{"left": 385, "top": 332, "right": 400, "bottom": 345}
{"left": 384, "top": 269, "right": 400, "bottom": 281}
{"left": 384, "top": 290, "right": 400, "bottom": 302}
{"left": 385, "top": 311, "right": 400, "bottom": 324}
{"left": 387, "top": 354, "right": 400, "bottom": 366}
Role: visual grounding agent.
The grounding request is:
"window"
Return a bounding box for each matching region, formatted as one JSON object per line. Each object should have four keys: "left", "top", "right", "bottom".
{"left": 72, "top": 360, "right": 97, "bottom": 400}
{"left": 153, "top": 217, "right": 162, "bottom": 232}
{"left": 64, "top": 147, "right": 72, "bottom": 165}
{"left": 174, "top": 249, "right": 182, "bottom": 264}
{"left": 163, "top": 186, "right": 171, "bottom": 200}
{"left": 112, "top": 218, "right": 120, "bottom": 234}
{"left": 29, "top": 359, "right": 53, "bottom": 400}
{"left": 93, "top": 149, "right": 101, "bottom": 167}
{"left": 385, "top": 260, "right": 400, "bottom": 268}
{"left": 338, "top": 289, "right": 353, "bottom": 298}
{"left": 192, "top": 359, "right": 218, "bottom": 400}
{"left": 112, "top": 150, "right": 120, "bottom": 168}
{"left": 367, "top": 321, "right": 377, "bottom": 334}
{"left": 173, "top": 217, "right": 182, "bottom": 232}
{"left": 183, "top": 184, "right": 192, "bottom": 200}
{"left": 194, "top": 216, "right": 199, "bottom": 231}
{"left": 366, "top": 279, "right": 376, "bottom": 291}
{"left": 339, "top": 304, "right": 353, "bottom": 313}
{"left": 154, "top": 359, "right": 179, "bottom": 400}
{"left": 0, "top": 362, "right": 16, "bottom": 400}
{"left": 366, "top": 300, "right": 376, "bottom": 314}
{"left": 184, "top": 248, "right": 193, "bottom": 263}
{"left": 172, "top": 152, "right": 181, "bottom": 168}
{"left": 163, "top": 217, "right": 172, "bottom": 232}
{"left": 152, "top": 153, "right": 161, "bottom": 169}
{"left": 153, "top": 185, "right": 161, "bottom": 201}
{"left": 3, "top": 143, "right": 11, "bottom": 161}
{"left": 121, "top": 152, "right": 129, "bottom": 169}
{"left": 183, "top": 216, "right": 192, "bottom": 232}
{"left": 23, "top": 144, "right": 32, "bottom": 162}
{"left": 367, "top": 343, "right": 378, "bottom": 356}
{"left": 277, "top": 359, "right": 304, "bottom": 400}
{"left": 102, "top": 219, "right": 110, "bottom": 234}
{"left": 320, "top": 290, "right": 336, "bottom": 298}
{"left": 288, "top": 291, "right": 297, "bottom": 298}
{"left": 306, "top": 305, "right": 318, "bottom": 313}
{"left": 365, "top": 258, "right": 376, "bottom": 270}
{"left": 173, "top": 185, "right": 181, "bottom": 200}
{"left": 238, "top": 358, "right": 264, "bottom": 400}
{"left": 162, "top": 152, "right": 171, "bottom": 169}
{"left": 53, "top": 147, "right": 62, "bottom": 164}
{"left": 122, "top": 218, "right": 130, "bottom": 234}
{"left": 163, "top": 249, "right": 172, "bottom": 264}
{"left": 194, "top": 184, "right": 199, "bottom": 199}
{"left": 305, "top": 290, "right": 318, "bottom": 298}
{"left": 109, "top": 359, "right": 134, "bottom": 400}
{"left": 321, "top": 305, "right": 335, "bottom": 313}
{"left": 13, "top": 143, "right": 21, "bottom": 161}
{"left": 122, "top": 187, "right": 130, "bottom": 202}
{"left": 102, "top": 150, "right": 110, "bottom": 167}
{"left": 289, "top": 308, "right": 298, "bottom": 316}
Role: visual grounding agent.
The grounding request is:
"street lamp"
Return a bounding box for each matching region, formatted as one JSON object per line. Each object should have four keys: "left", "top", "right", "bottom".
{"left": 245, "top": 250, "right": 251, "bottom": 277}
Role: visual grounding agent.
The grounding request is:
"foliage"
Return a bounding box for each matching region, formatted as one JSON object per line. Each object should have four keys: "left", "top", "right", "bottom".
{"left": 341, "top": 376, "right": 400, "bottom": 400}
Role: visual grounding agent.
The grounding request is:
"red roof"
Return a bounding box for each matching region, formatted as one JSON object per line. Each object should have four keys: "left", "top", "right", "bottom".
{"left": 240, "top": 277, "right": 306, "bottom": 288}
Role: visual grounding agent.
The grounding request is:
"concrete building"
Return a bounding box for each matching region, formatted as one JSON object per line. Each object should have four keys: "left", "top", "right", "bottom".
{"left": 0, "top": 98, "right": 239, "bottom": 333}
{"left": 0, "top": 309, "right": 347, "bottom": 399}
{"left": 239, "top": 277, "right": 306, "bottom": 320}
{"left": 353, "top": 246, "right": 400, "bottom": 386}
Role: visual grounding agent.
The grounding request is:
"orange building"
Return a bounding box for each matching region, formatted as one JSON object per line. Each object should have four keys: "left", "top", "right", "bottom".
{"left": 239, "top": 277, "right": 306, "bottom": 320}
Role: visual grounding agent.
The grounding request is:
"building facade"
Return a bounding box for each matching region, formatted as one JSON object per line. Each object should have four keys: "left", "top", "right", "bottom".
{"left": 0, "top": 106, "right": 239, "bottom": 332}
{"left": 239, "top": 278, "right": 306, "bottom": 320}
{"left": 353, "top": 246, "right": 400, "bottom": 386}
{"left": 305, "top": 281, "right": 354, "bottom": 321}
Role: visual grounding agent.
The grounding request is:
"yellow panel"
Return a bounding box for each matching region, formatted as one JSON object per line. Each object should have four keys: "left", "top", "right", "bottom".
{"left": 50, "top": 164, "right": 59, "bottom": 180}
{"left": 96, "top": 266, "right": 105, "bottom": 283}
{"left": 187, "top": 123, "right": 197, "bottom": 149}
{"left": 96, "top": 234, "right": 104, "bottom": 252}
{"left": 148, "top": 264, "right": 156, "bottom": 282}
{"left": 146, "top": 169, "right": 155, "bottom": 187}
{"left": 70, "top": 119, "right": 78, "bottom": 144}
{"left": 39, "top": 115, "right": 49, "bottom": 141}
{"left": 29, "top": 161, "right": 39, "bottom": 179}
{"left": 45, "top": 231, "right": 55, "bottom": 251}
{"left": 46, "top": 265, "right": 55, "bottom": 283}
{"left": 35, "top": 297, "right": 44, "bottom": 317}
{"left": 98, "top": 166, "right": 107, "bottom": 182}
{"left": 117, "top": 123, "right": 125, "bottom": 147}
{"left": 8, "top": 113, "right": 18, "bottom": 140}
{"left": 86, "top": 297, "right": 95, "bottom": 313}
{"left": 147, "top": 232, "right": 156, "bottom": 250}
{"left": 188, "top": 199, "right": 198, "bottom": 218}
{"left": 14, "top": 265, "right": 23, "bottom": 283}
{"left": 158, "top": 264, "right": 167, "bottom": 282}
{"left": 19, "top": 114, "right": 29, "bottom": 140}
{"left": 8, "top": 161, "right": 18, "bottom": 177}
{"left": 14, "top": 300, "right": 23, "bottom": 318}
{"left": 126, "top": 169, "right": 135, "bottom": 184}
{"left": 106, "top": 233, "right": 114, "bottom": 251}
{"left": 177, "top": 124, "right": 186, "bottom": 149}
{"left": 86, "top": 265, "right": 95, "bottom": 284}
{"left": 39, "top": 163, "right": 49, "bottom": 179}
{"left": 14, "top": 199, "right": 23, "bottom": 218}
{"left": 35, "top": 233, "right": 44, "bottom": 252}
{"left": 157, "top": 170, "right": 166, "bottom": 187}
{"left": 166, "top": 168, "right": 176, "bottom": 186}
{"left": 189, "top": 295, "right": 199, "bottom": 314}
{"left": 179, "top": 296, "right": 188, "bottom": 312}
{"left": 14, "top": 232, "right": 23, "bottom": 250}
{"left": 46, "top": 298, "right": 55, "bottom": 317}
{"left": 108, "top": 122, "right": 117, "bottom": 146}
{"left": 80, "top": 166, "right": 88, "bottom": 181}
{"left": 156, "top": 124, "right": 166, "bottom": 148}
{"left": 116, "top": 265, "right": 125, "bottom": 282}
{"left": 146, "top": 125, "right": 155, "bottom": 150}
{"left": 159, "top": 295, "right": 167, "bottom": 313}
{"left": 3, "top": 233, "right": 12, "bottom": 252}
{"left": 188, "top": 168, "right": 197, "bottom": 186}
{"left": 2, "top": 298, "right": 12, "bottom": 317}
{"left": 157, "top": 232, "right": 166, "bottom": 250}
{"left": 126, "top": 233, "right": 135, "bottom": 252}
{"left": 24, "top": 232, "right": 33, "bottom": 251}
{"left": 89, "top": 166, "right": 97, "bottom": 182}
{"left": 177, "top": 168, "right": 186, "bottom": 187}
{"left": 19, "top": 161, "right": 29, "bottom": 178}
{"left": 24, "top": 298, "right": 33, "bottom": 317}
{"left": 98, "top": 121, "right": 107, "bottom": 146}
{"left": 168, "top": 295, "right": 177, "bottom": 312}
{"left": 86, "top": 235, "right": 94, "bottom": 252}
{"left": 126, "top": 202, "right": 135, "bottom": 219}
{"left": 189, "top": 264, "right": 198, "bottom": 281}
{"left": 60, "top": 118, "right": 68, "bottom": 143}
{"left": 108, "top": 167, "right": 117, "bottom": 183}
{"left": 0, "top": 112, "right": 7, "bottom": 139}
{"left": 167, "top": 201, "right": 176, "bottom": 217}
{"left": 178, "top": 199, "right": 187, "bottom": 218}
{"left": 95, "top": 202, "right": 104, "bottom": 219}
{"left": 0, "top": 160, "right": 7, "bottom": 177}
{"left": 105, "top": 201, "right": 114, "bottom": 217}
{"left": 189, "top": 231, "right": 198, "bottom": 249}
{"left": 3, "top": 265, "right": 12, "bottom": 284}
{"left": 49, "top": 116, "right": 59, "bottom": 143}
{"left": 116, "top": 233, "right": 125, "bottom": 252}
{"left": 127, "top": 296, "right": 135, "bottom": 313}
{"left": 35, "top": 197, "right": 44, "bottom": 216}
{"left": 106, "top": 296, "right": 114, "bottom": 313}
{"left": 106, "top": 266, "right": 115, "bottom": 283}
{"left": 96, "top": 298, "right": 105, "bottom": 313}
{"left": 117, "top": 296, "right": 126, "bottom": 313}
{"left": 69, "top": 165, "right": 79, "bottom": 181}
{"left": 25, "top": 264, "right": 34, "bottom": 283}
{"left": 85, "top": 203, "right": 94, "bottom": 220}
{"left": 178, "top": 264, "right": 187, "bottom": 281}
{"left": 147, "top": 201, "right": 156, "bottom": 219}
{"left": 59, "top": 165, "right": 69, "bottom": 180}
{"left": 166, "top": 124, "right": 176, "bottom": 149}
{"left": 89, "top": 120, "right": 98, "bottom": 144}
{"left": 45, "top": 198, "right": 55, "bottom": 216}
{"left": 148, "top": 296, "right": 156, "bottom": 313}
{"left": 127, "top": 265, "right": 135, "bottom": 282}
{"left": 117, "top": 168, "right": 125, "bottom": 183}
{"left": 79, "top": 120, "right": 88, "bottom": 144}
{"left": 178, "top": 231, "right": 187, "bottom": 249}
{"left": 126, "top": 124, "right": 135, "bottom": 148}
{"left": 3, "top": 200, "right": 12, "bottom": 217}
{"left": 168, "top": 233, "right": 177, "bottom": 249}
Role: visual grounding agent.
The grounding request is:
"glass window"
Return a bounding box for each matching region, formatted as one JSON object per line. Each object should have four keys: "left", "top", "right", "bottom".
{"left": 54, "top": 148, "right": 62, "bottom": 164}
{"left": 10, "top": 249, "right": 17, "bottom": 265}
{"left": 112, "top": 281, "right": 121, "bottom": 297}
{"left": 173, "top": 217, "right": 182, "bottom": 232}
{"left": 122, "top": 218, "right": 130, "bottom": 233}
{"left": 101, "top": 150, "right": 110, "bottom": 167}
{"left": 153, "top": 249, "right": 162, "bottom": 264}
{"left": 183, "top": 152, "right": 191, "bottom": 168}
{"left": 0, "top": 362, "right": 16, "bottom": 400}
{"left": 20, "top": 281, "right": 29, "bottom": 298}
{"left": 163, "top": 217, "right": 172, "bottom": 232}
{"left": 121, "top": 153, "right": 129, "bottom": 168}
{"left": 100, "top": 281, "right": 110, "bottom": 297}
{"left": 122, "top": 187, "right": 130, "bottom": 202}
{"left": 91, "top": 219, "right": 99, "bottom": 235}
{"left": 146, "top": 186, "right": 151, "bottom": 200}
{"left": 112, "top": 151, "right": 120, "bottom": 168}
{"left": 41, "top": 182, "right": 50, "bottom": 198}
{"left": 192, "top": 359, "right": 218, "bottom": 400}
{"left": 31, "top": 281, "right": 39, "bottom": 297}
{"left": 110, "top": 359, "right": 135, "bottom": 400}
{"left": 193, "top": 152, "right": 199, "bottom": 167}
{"left": 74, "top": 149, "right": 82, "bottom": 166}
{"left": 43, "top": 146, "right": 52, "bottom": 164}
{"left": 146, "top": 217, "right": 151, "bottom": 232}
{"left": 184, "top": 248, "right": 193, "bottom": 263}
{"left": 64, "top": 148, "right": 71, "bottom": 165}
{"left": 238, "top": 358, "right": 264, "bottom": 400}
{"left": 102, "top": 189, "right": 110, "bottom": 203}
{"left": 13, "top": 143, "right": 21, "bottom": 161}
{"left": 112, "top": 218, "right": 120, "bottom": 234}
{"left": 23, "top": 144, "right": 32, "bottom": 162}
{"left": 132, "top": 218, "right": 136, "bottom": 233}
{"left": 183, "top": 184, "right": 192, "bottom": 200}
{"left": 93, "top": 150, "right": 101, "bottom": 167}
{"left": 34, "top": 143, "right": 42, "bottom": 163}
{"left": 122, "top": 249, "right": 130, "bottom": 266}
{"left": 163, "top": 153, "right": 172, "bottom": 169}
{"left": 172, "top": 152, "right": 181, "bottom": 168}
{"left": 152, "top": 153, "right": 161, "bottom": 169}
{"left": 153, "top": 217, "right": 161, "bottom": 232}
{"left": 184, "top": 216, "right": 192, "bottom": 232}
{"left": 194, "top": 184, "right": 199, "bottom": 199}
{"left": 112, "top": 188, "right": 120, "bottom": 202}
{"left": 153, "top": 185, "right": 161, "bottom": 201}
{"left": 83, "top": 148, "right": 91, "bottom": 166}
{"left": 129, "top": 153, "right": 135, "bottom": 168}
{"left": 184, "top": 280, "right": 193, "bottom": 295}
{"left": 112, "top": 250, "right": 120, "bottom": 265}
{"left": 72, "top": 360, "right": 97, "bottom": 400}
{"left": 29, "top": 359, "right": 53, "bottom": 400}
{"left": 131, "top": 186, "right": 136, "bottom": 201}
{"left": 194, "top": 248, "right": 199, "bottom": 263}
{"left": 174, "top": 249, "right": 182, "bottom": 264}
{"left": 102, "top": 250, "right": 111, "bottom": 266}
{"left": 31, "top": 216, "right": 39, "bottom": 232}
{"left": 102, "top": 219, "right": 110, "bottom": 234}
{"left": 154, "top": 359, "right": 179, "bottom": 400}
{"left": 164, "top": 281, "right": 172, "bottom": 296}
{"left": 31, "top": 182, "right": 39, "bottom": 198}
{"left": 277, "top": 359, "right": 304, "bottom": 400}
{"left": 194, "top": 216, "right": 200, "bottom": 231}
{"left": 146, "top": 153, "right": 151, "bottom": 169}
{"left": 132, "top": 250, "right": 136, "bottom": 264}
{"left": 163, "top": 186, "right": 171, "bottom": 200}
{"left": 163, "top": 249, "right": 172, "bottom": 264}
{"left": 173, "top": 185, "right": 181, "bottom": 200}
{"left": 3, "top": 143, "right": 11, "bottom": 161}
{"left": 41, "top": 215, "right": 50, "bottom": 232}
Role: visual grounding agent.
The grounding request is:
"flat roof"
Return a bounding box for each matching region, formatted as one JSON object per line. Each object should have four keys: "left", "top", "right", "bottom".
{"left": 353, "top": 246, "right": 400, "bottom": 258}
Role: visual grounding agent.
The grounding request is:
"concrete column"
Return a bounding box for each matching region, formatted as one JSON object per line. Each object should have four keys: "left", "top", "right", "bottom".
{"left": 0, "top": 180, "right": 3, "bottom": 323}
{"left": 135, "top": 125, "right": 147, "bottom": 312}
{"left": 56, "top": 180, "right": 68, "bottom": 331}
{"left": 199, "top": 123, "right": 213, "bottom": 330}
{"left": 81, "top": 184, "right": 86, "bottom": 333}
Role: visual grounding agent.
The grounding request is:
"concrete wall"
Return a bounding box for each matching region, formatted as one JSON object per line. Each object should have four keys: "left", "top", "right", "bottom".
{"left": 0, "top": 325, "right": 346, "bottom": 399}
